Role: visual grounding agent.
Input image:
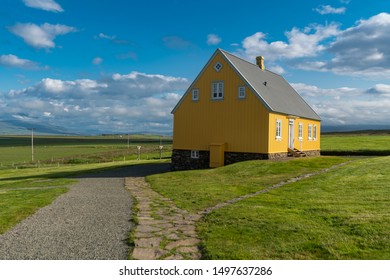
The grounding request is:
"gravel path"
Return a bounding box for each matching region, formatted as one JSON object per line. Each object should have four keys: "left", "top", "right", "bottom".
{"left": 0, "top": 163, "right": 170, "bottom": 260}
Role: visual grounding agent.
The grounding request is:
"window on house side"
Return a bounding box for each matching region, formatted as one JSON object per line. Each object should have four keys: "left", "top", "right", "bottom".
{"left": 191, "top": 150, "right": 199, "bottom": 159}
{"left": 313, "top": 125, "right": 317, "bottom": 140}
{"left": 212, "top": 81, "right": 224, "bottom": 100}
{"left": 276, "top": 120, "right": 282, "bottom": 139}
{"left": 192, "top": 89, "right": 199, "bottom": 101}
{"left": 238, "top": 86, "right": 246, "bottom": 99}
{"left": 308, "top": 124, "right": 313, "bottom": 140}
{"left": 298, "top": 123, "right": 303, "bottom": 140}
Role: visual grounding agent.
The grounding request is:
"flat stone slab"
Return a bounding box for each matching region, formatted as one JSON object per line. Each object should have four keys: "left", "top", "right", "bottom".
{"left": 136, "top": 225, "right": 161, "bottom": 233}
{"left": 165, "top": 238, "right": 200, "bottom": 250}
{"left": 132, "top": 248, "right": 167, "bottom": 260}
{"left": 135, "top": 237, "right": 162, "bottom": 248}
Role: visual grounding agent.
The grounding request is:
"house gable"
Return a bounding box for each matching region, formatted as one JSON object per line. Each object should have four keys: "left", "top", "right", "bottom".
{"left": 173, "top": 49, "right": 321, "bottom": 122}
{"left": 172, "top": 48, "right": 271, "bottom": 114}
{"left": 171, "top": 49, "right": 321, "bottom": 170}
{"left": 172, "top": 50, "right": 269, "bottom": 154}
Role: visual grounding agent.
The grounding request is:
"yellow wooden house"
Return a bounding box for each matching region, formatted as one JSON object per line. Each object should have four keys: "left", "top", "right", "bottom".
{"left": 171, "top": 49, "right": 321, "bottom": 170}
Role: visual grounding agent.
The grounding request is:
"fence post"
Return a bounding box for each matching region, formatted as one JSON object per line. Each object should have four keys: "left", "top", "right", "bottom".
{"left": 159, "top": 145, "right": 163, "bottom": 159}
{"left": 137, "top": 146, "right": 141, "bottom": 160}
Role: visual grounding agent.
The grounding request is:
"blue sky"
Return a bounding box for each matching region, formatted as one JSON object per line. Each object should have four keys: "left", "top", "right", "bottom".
{"left": 1, "top": 0, "right": 390, "bottom": 134}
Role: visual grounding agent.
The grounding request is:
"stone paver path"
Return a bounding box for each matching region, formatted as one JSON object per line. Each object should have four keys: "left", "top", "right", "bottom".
{"left": 125, "top": 178, "right": 201, "bottom": 260}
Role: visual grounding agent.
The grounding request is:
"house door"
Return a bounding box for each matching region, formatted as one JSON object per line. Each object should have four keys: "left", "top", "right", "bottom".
{"left": 209, "top": 143, "right": 226, "bottom": 168}
{"left": 288, "top": 119, "right": 294, "bottom": 149}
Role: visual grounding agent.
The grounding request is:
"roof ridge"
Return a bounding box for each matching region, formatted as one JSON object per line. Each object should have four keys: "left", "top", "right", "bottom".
{"left": 218, "top": 48, "right": 282, "bottom": 77}
{"left": 218, "top": 48, "right": 258, "bottom": 67}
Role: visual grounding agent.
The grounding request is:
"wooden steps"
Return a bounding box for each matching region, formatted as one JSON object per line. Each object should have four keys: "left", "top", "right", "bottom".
{"left": 288, "top": 148, "right": 307, "bottom": 157}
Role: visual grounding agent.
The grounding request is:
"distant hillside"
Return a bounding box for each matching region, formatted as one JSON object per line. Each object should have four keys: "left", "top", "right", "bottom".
{"left": 0, "top": 119, "right": 75, "bottom": 135}
{"left": 322, "top": 124, "right": 390, "bottom": 133}
{"left": 322, "top": 129, "right": 390, "bottom": 135}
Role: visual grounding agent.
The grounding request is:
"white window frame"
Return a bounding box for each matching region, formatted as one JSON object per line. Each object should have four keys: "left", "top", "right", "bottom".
{"left": 276, "top": 119, "right": 282, "bottom": 140}
{"left": 238, "top": 86, "right": 246, "bottom": 99}
{"left": 214, "top": 61, "right": 223, "bottom": 72}
{"left": 308, "top": 124, "right": 313, "bottom": 140}
{"left": 191, "top": 150, "right": 199, "bottom": 159}
{"left": 313, "top": 125, "right": 317, "bottom": 140}
{"left": 298, "top": 123, "right": 303, "bottom": 140}
{"left": 211, "top": 81, "right": 224, "bottom": 100}
{"left": 192, "top": 89, "right": 199, "bottom": 101}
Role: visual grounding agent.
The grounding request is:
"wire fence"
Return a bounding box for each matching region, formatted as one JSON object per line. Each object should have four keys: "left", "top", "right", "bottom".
{"left": 0, "top": 145, "right": 172, "bottom": 170}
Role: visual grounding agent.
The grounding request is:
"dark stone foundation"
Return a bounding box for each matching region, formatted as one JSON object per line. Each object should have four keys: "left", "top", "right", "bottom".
{"left": 171, "top": 149, "right": 320, "bottom": 170}
{"left": 171, "top": 149, "right": 209, "bottom": 171}
{"left": 225, "top": 152, "right": 269, "bottom": 165}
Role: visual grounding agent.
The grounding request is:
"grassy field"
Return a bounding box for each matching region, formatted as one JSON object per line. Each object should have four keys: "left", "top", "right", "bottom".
{"left": 148, "top": 156, "right": 390, "bottom": 259}
{"left": 197, "top": 157, "right": 390, "bottom": 259}
{"left": 321, "top": 133, "right": 390, "bottom": 155}
{"left": 0, "top": 135, "right": 172, "bottom": 167}
{"left": 147, "top": 157, "right": 347, "bottom": 213}
{"left": 0, "top": 188, "right": 68, "bottom": 234}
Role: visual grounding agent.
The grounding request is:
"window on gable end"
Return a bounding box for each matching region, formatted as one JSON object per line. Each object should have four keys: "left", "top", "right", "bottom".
{"left": 211, "top": 81, "right": 224, "bottom": 100}
{"left": 238, "top": 86, "right": 246, "bottom": 99}
{"left": 214, "top": 62, "right": 223, "bottom": 72}
{"left": 192, "top": 89, "right": 199, "bottom": 101}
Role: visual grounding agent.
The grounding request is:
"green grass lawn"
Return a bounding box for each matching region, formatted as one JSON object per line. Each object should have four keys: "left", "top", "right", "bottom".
{"left": 148, "top": 156, "right": 347, "bottom": 213}
{"left": 321, "top": 134, "right": 390, "bottom": 155}
{"left": 197, "top": 156, "right": 390, "bottom": 259}
{"left": 0, "top": 188, "right": 68, "bottom": 234}
{"left": 148, "top": 156, "right": 390, "bottom": 259}
{"left": 0, "top": 145, "right": 172, "bottom": 166}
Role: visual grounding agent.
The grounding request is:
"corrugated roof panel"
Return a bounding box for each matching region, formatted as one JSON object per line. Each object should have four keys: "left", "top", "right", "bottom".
{"left": 221, "top": 49, "right": 321, "bottom": 121}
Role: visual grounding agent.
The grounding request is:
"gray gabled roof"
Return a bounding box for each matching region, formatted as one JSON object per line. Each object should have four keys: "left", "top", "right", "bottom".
{"left": 172, "top": 49, "right": 321, "bottom": 121}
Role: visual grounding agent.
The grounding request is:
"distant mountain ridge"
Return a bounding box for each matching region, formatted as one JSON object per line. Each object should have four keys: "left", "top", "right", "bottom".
{"left": 0, "top": 119, "right": 75, "bottom": 135}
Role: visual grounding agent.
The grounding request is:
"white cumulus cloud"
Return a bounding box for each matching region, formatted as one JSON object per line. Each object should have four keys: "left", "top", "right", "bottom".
{"left": 315, "top": 5, "right": 346, "bottom": 15}
{"left": 96, "top": 33, "right": 116, "bottom": 40}
{"left": 8, "top": 23, "right": 77, "bottom": 49}
{"left": 23, "top": 0, "right": 64, "bottom": 12}
{"left": 366, "top": 84, "right": 390, "bottom": 95}
{"left": 0, "top": 54, "right": 47, "bottom": 70}
{"left": 237, "top": 23, "right": 340, "bottom": 61}
{"left": 235, "top": 12, "right": 390, "bottom": 79}
{"left": 207, "top": 34, "right": 222, "bottom": 45}
{"left": 295, "top": 13, "right": 390, "bottom": 78}
{"left": 0, "top": 71, "right": 189, "bottom": 134}
{"left": 292, "top": 83, "right": 390, "bottom": 126}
